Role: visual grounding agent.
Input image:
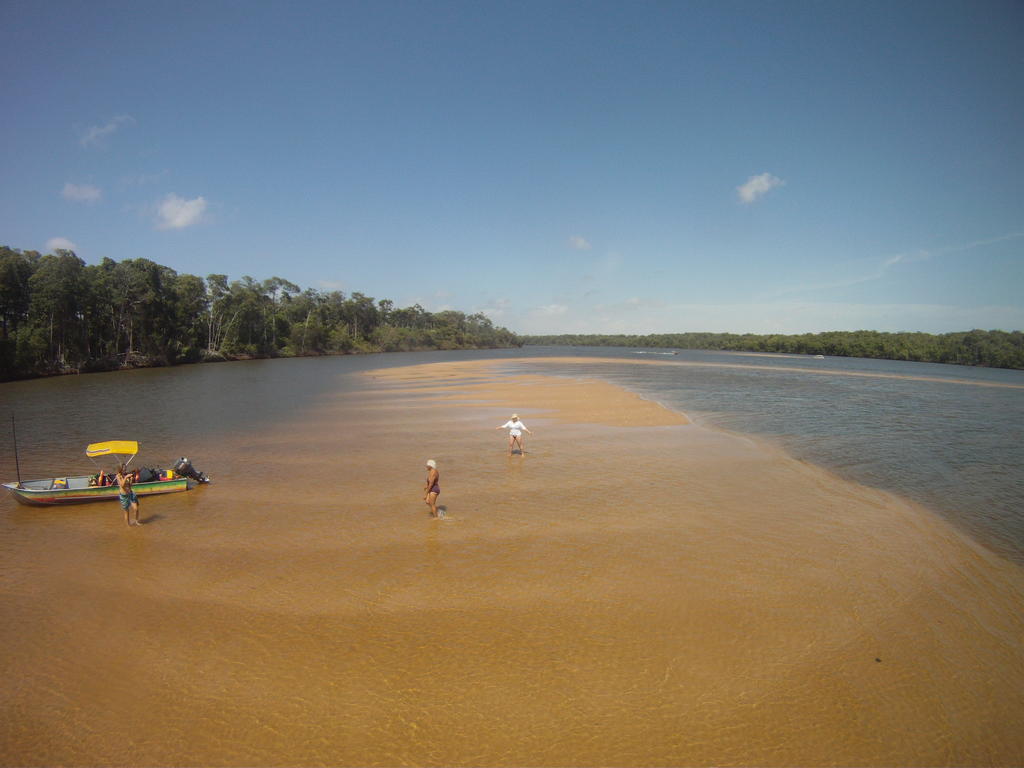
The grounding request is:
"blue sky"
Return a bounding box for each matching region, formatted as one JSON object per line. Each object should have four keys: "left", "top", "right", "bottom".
{"left": 2, "top": 0, "right": 1022, "bottom": 334}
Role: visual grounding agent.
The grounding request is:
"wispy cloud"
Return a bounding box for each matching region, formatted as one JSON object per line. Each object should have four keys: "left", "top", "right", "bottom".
{"left": 737, "top": 172, "right": 784, "bottom": 204}
{"left": 80, "top": 115, "right": 135, "bottom": 147}
{"left": 62, "top": 182, "right": 101, "bottom": 203}
{"left": 405, "top": 294, "right": 455, "bottom": 312}
{"left": 595, "top": 296, "right": 648, "bottom": 313}
{"left": 479, "top": 297, "right": 512, "bottom": 319}
{"left": 568, "top": 235, "right": 592, "bottom": 251}
{"left": 772, "top": 229, "right": 1024, "bottom": 299}
{"left": 938, "top": 231, "right": 1024, "bottom": 256}
{"left": 46, "top": 237, "right": 78, "bottom": 253}
{"left": 532, "top": 303, "right": 569, "bottom": 318}
{"left": 155, "top": 193, "right": 207, "bottom": 230}
{"left": 772, "top": 250, "right": 930, "bottom": 298}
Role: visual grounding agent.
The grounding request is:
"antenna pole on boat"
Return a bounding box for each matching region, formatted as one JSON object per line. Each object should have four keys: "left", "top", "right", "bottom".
{"left": 11, "top": 415, "right": 22, "bottom": 487}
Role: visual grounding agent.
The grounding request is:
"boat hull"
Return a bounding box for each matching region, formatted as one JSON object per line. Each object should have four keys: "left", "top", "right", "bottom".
{"left": 2, "top": 478, "right": 192, "bottom": 507}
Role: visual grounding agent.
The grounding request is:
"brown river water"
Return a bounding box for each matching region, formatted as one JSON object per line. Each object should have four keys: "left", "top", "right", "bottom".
{"left": 1, "top": 355, "right": 1023, "bottom": 766}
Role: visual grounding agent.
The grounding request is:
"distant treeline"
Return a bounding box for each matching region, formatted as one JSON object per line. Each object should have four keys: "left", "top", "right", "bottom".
{"left": 0, "top": 246, "right": 520, "bottom": 381}
{"left": 522, "top": 330, "right": 1024, "bottom": 369}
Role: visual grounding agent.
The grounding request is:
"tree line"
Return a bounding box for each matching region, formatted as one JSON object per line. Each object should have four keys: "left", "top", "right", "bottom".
{"left": 0, "top": 246, "right": 520, "bottom": 381}
{"left": 521, "top": 330, "right": 1024, "bottom": 369}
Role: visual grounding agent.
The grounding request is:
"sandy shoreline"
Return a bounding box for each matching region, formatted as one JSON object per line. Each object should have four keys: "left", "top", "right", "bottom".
{"left": 358, "top": 359, "right": 1024, "bottom": 764}
{"left": 2, "top": 357, "right": 1022, "bottom": 766}
{"left": 365, "top": 361, "right": 690, "bottom": 427}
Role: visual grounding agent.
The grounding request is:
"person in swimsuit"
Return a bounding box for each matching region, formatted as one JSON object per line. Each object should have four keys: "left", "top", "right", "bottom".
{"left": 496, "top": 413, "right": 533, "bottom": 456}
{"left": 115, "top": 463, "right": 140, "bottom": 526}
{"left": 424, "top": 459, "right": 442, "bottom": 518}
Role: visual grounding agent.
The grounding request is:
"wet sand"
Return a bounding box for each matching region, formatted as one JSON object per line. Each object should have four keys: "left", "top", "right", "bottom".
{"left": 2, "top": 358, "right": 1023, "bottom": 766}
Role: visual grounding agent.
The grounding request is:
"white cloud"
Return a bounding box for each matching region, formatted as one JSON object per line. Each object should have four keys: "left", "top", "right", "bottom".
{"left": 62, "top": 182, "right": 101, "bottom": 203}
{"left": 80, "top": 115, "right": 135, "bottom": 147}
{"left": 737, "top": 172, "right": 784, "bottom": 204}
{"left": 318, "top": 280, "right": 345, "bottom": 292}
{"left": 46, "top": 237, "right": 78, "bottom": 253}
{"left": 155, "top": 193, "right": 207, "bottom": 230}
{"left": 568, "top": 235, "right": 592, "bottom": 251}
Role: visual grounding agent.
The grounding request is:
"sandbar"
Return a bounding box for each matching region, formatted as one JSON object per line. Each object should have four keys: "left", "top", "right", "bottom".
{"left": 1, "top": 357, "right": 1022, "bottom": 766}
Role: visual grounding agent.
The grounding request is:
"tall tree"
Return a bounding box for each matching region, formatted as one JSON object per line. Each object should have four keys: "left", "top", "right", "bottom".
{"left": 25, "top": 251, "right": 86, "bottom": 370}
{"left": 0, "top": 247, "right": 38, "bottom": 340}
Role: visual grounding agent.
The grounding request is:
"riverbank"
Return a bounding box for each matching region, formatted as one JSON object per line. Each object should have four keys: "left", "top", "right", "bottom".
{"left": 519, "top": 329, "right": 1024, "bottom": 370}
{"left": 1, "top": 358, "right": 1022, "bottom": 765}
{"left": 0, "top": 341, "right": 522, "bottom": 383}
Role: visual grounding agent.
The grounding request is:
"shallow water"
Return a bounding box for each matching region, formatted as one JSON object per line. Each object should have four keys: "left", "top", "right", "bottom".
{"left": 1, "top": 350, "right": 1023, "bottom": 765}
{"left": 503, "top": 347, "right": 1024, "bottom": 562}
{"left": 7, "top": 347, "right": 1022, "bottom": 565}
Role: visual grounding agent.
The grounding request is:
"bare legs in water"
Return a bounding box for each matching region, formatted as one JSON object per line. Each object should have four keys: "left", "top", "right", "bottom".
{"left": 424, "top": 460, "right": 443, "bottom": 518}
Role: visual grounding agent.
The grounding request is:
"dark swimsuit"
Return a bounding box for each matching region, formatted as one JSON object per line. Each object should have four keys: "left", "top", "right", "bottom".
{"left": 429, "top": 472, "right": 440, "bottom": 495}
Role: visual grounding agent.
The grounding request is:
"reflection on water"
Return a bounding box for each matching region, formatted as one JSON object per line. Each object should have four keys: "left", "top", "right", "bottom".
{"left": 1, "top": 349, "right": 1023, "bottom": 765}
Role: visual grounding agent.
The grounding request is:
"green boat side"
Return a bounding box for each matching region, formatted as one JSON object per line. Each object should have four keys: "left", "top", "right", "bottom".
{"left": 2, "top": 476, "right": 193, "bottom": 507}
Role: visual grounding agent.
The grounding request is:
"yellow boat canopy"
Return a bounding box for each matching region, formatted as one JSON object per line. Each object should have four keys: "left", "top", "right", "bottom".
{"left": 85, "top": 440, "right": 139, "bottom": 458}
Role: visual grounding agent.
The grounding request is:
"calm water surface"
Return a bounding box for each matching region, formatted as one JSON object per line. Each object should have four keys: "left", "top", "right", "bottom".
{"left": 3, "top": 346, "right": 1023, "bottom": 561}
{"left": 2, "top": 347, "right": 1024, "bottom": 765}
{"left": 511, "top": 347, "right": 1024, "bottom": 562}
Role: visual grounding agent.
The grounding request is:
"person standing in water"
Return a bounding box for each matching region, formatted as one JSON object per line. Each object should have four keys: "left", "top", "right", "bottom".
{"left": 496, "top": 413, "right": 533, "bottom": 456}
{"left": 424, "top": 459, "right": 442, "bottom": 518}
{"left": 115, "top": 463, "right": 140, "bottom": 526}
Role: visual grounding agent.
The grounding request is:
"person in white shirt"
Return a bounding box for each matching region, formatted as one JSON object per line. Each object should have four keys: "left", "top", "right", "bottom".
{"left": 496, "top": 413, "right": 533, "bottom": 456}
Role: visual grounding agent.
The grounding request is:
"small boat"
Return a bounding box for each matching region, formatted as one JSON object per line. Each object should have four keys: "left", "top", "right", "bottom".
{"left": 2, "top": 440, "right": 210, "bottom": 507}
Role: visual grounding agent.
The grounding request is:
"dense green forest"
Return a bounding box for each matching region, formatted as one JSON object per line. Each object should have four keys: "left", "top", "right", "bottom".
{"left": 521, "top": 330, "right": 1024, "bottom": 369}
{"left": 0, "top": 246, "right": 520, "bottom": 381}
{"left": 5, "top": 245, "right": 1021, "bottom": 381}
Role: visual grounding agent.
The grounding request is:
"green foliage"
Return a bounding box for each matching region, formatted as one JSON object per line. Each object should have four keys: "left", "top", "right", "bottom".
{"left": 0, "top": 245, "right": 520, "bottom": 381}
{"left": 520, "top": 330, "right": 1024, "bottom": 370}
